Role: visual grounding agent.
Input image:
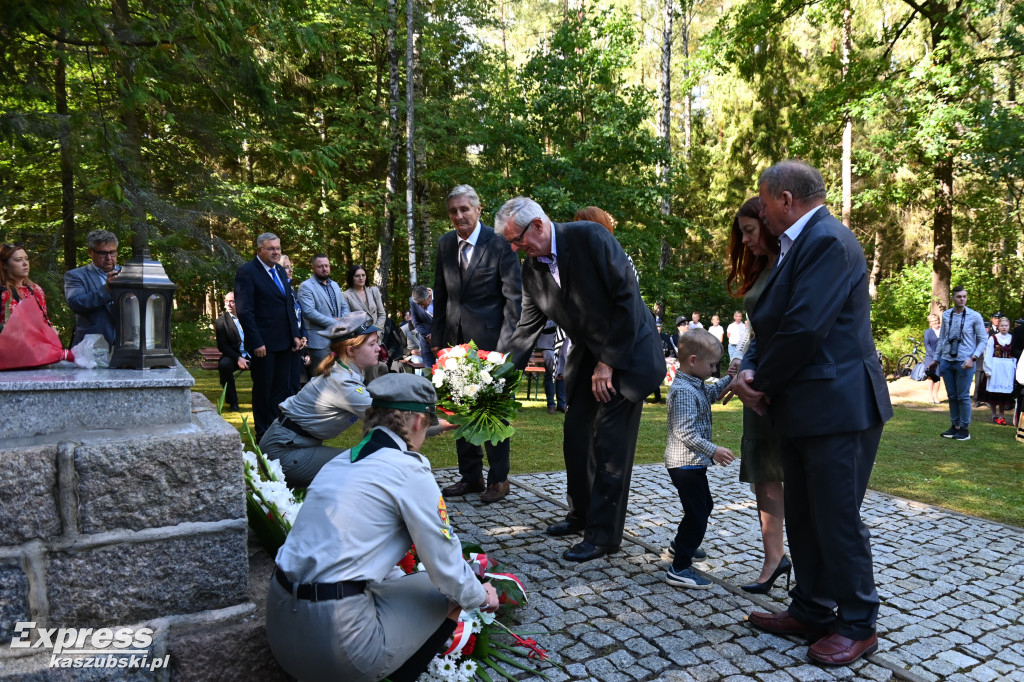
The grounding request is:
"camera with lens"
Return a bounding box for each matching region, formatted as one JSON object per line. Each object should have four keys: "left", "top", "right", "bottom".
{"left": 948, "top": 338, "right": 960, "bottom": 357}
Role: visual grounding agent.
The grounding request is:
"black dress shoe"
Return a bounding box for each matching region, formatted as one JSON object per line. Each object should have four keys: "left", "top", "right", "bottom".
{"left": 546, "top": 519, "right": 585, "bottom": 537}
{"left": 563, "top": 541, "right": 620, "bottom": 562}
{"left": 442, "top": 479, "right": 485, "bottom": 497}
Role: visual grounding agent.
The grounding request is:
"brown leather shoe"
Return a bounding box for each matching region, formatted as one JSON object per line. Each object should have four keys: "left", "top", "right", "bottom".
{"left": 748, "top": 610, "right": 831, "bottom": 641}
{"left": 808, "top": 632, "right": 878, "bottom": 666}
{"left": 480, "top": 481, "right": 510, "bottom": 503}
{"left": 547, "top": 405, "right": 557, "bottom": 414}
{"left": 442, "top": 478, "right": 485, "bottom": 497}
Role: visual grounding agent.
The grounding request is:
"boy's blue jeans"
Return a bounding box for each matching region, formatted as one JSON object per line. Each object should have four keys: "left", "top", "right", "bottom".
{"left": 669, "top": 466, "right": 713, "bottom": 571}
{"left": 938, "top": 358, "right": 976, "bottom": 428}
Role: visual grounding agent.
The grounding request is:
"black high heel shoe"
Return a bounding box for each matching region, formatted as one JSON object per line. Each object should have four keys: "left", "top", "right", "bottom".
{"left": 741, "top": 555, "right": 792, "bottom": 594}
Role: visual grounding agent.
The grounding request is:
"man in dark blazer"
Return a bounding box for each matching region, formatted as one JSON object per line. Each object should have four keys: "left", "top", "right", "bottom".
{"left": 498, "top": 197, "right": 664, "bottom": 563}
{"left": 432, "top": 185, "right": 523, "bottom": 504}
{"left": 214, "top": 291, "right": 249, "bottom": 411}
{"left": 732, "top": 161, "right": 893, "bottom": 666}
{"left": 64, "top": 229, "right": 120, "bottom": 346}
{"left": 234, "top": 233, "right": 302, "bottom": 440}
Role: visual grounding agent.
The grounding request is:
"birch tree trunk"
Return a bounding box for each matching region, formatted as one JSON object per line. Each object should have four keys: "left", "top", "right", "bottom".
{"left": 841, "top": 6, "right": 852, "bottom": 228}
{"left": 658, "top": 0, "right": 673, "bottom": 279}
{"left": 376, "top": 0, "right": 401, "bottom": 303}
{"left": 405, "top": 0, "right": 417, "bottom": 285}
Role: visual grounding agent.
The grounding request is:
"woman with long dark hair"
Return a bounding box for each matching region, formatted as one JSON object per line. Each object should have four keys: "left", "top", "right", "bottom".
{"left": 725, "top": 197, "right": 790, "bottom": 594}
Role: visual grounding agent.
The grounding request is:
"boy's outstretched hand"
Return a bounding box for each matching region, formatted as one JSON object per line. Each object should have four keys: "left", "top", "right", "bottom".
{"left": 711, "top": 446, "right": 735, "bottom": 466}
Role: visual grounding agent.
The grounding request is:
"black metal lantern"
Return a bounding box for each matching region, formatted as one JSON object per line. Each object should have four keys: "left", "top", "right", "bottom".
{"left": 109, "top": 248, "right": 178, "bottom": 369}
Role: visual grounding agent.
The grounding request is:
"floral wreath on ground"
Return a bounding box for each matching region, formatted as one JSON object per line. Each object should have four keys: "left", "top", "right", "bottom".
{"left": 431, "top": 342, "right": 523, "bottom": 447}
{"left": 400, "top": 544, "right": 558, "bottom": 681}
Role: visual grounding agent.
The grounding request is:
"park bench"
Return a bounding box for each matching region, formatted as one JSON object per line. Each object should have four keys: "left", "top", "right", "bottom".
{"left": 198, "top": 347, "right": 251, "bottom": 377}
{"left": 523, "top": 350, "right": 548, "bottom": 400}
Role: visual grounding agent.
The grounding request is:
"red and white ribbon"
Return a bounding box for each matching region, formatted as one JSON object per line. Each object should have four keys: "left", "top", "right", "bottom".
{"left": 442, "top": 621, "right": 473, "bottom": 655}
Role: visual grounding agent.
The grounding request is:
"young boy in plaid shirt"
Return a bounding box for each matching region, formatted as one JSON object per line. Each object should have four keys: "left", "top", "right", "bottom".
{"left": 664, "top": 329, "right": 735, "bottom": 588}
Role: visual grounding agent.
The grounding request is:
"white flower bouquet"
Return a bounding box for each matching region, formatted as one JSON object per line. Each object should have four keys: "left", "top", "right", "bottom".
{"left": 431, "top": 342, "right": 523, "bottom": 446}
{"left": 239, "top": 417, "right": 304, "bottom": 555}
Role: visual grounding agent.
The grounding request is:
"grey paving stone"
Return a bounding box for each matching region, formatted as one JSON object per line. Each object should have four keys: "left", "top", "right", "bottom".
{"left": 434, "top": 464, "right": 1024, "bottom": 681}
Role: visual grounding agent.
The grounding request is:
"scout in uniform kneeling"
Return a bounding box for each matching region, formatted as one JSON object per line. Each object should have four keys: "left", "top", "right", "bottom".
{"left": 266, "top": 373, "right": 500, "bottom": 682}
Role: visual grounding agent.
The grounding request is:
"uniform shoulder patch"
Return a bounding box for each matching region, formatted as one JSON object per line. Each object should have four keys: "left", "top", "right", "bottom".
{"left": 355, "top": 386, "right": 364, "bottom": 394}
{"left": 437, "top": 496, "right": 450, "bottom": 527}
{"left": 440, "top": 527, "right": 453, "bottom": 540}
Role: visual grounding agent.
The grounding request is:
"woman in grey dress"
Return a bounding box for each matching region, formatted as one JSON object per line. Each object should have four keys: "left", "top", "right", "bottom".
{"left": 725, "top": 196, "right": 790, "bottom": 593}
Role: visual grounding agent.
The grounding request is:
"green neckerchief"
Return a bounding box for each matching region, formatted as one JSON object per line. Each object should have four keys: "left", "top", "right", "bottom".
{"left": 350, "top": 428, "right": 402, "bottom": 462}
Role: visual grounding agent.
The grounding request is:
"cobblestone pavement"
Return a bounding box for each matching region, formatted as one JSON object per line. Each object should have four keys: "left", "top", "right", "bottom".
{"left": 436, "top": 464, "right": 1024, "bottom": 682}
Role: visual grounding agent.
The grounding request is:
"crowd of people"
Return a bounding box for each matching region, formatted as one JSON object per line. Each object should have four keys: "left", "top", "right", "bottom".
{"left": 1, "top": 159, "right": 1019, "bottom": 678}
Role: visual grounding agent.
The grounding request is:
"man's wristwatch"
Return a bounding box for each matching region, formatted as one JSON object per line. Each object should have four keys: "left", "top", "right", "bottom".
{"left": 970, "top": 355, "right": 978, "bottom": 361}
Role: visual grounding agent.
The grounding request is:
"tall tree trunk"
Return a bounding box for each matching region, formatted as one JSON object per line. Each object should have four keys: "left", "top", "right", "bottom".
{"left": 56, "top": 36, "right": 76, "bottom": 271}
{"left": 868, "top": 227, "right": 882, "bottom": 300}
{"left": 405, "top": 0, "right": 417, "bottom": 285}
{"left": 681, "top": 3, "right": 691, "bottom": 158}
{"left": 413, "top": 15, "right": 430, "bottom": 275}
{"left": 841, "top": 7, "right": 852, "bottom": 228}
{"left": 377, "top": 0, "right": 401, "bottom": 304}
{"left": 658, "top": 0, "right": 673, "bottom": 285}
{"left": 109, "top": 0, "right": 148, "bottom": 255}
{"left": 932, "top": 156, "right": 953, "bottom": 313}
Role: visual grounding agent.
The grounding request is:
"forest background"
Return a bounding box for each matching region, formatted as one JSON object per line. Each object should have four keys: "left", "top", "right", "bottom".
{"left": 2, "top": 0, "right": 1022, "bottom": 361}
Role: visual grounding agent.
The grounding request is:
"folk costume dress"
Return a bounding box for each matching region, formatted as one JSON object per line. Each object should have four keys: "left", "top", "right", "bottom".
{"left": 982, "top": 332, "right": 1016, "bottom": 409}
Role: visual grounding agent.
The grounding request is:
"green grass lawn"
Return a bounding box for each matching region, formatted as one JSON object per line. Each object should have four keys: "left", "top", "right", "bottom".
{"left": 190, "top": 368, "right": 1024, "bottom": 528}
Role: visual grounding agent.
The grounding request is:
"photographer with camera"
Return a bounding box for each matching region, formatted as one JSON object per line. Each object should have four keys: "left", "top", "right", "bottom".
{"left": 927, "top": 286, "right": 988, "bottom": 441}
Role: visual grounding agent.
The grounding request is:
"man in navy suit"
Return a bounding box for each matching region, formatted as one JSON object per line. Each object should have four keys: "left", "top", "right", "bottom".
{"left": 731, "top": 161, "right": 893, "bottom": 666}
{"left": 234, "top": 233, "right": 302, "bottom": 440}
{"left": 498, "top": 197, "right": 664, "bottom": 563}
{"left": 64, "top": 229, "right": 120, "bottom": 346}
{"left": 432, "top": 185, "right": 522, "bottom": 503}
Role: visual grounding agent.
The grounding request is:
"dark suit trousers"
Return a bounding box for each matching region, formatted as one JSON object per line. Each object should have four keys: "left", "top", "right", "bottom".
{"left": 456, "top": 437, "right": 510, "bottom": 485}
{"left": 782, "top": 425, "right": 882, "bottom": 640}
{"left": 250, "top": 349, "right": 295, "bottom": 439}
{"left": 217, "top": 356, "right": 239, "bottom": 407}
{"left": 562, "top": 374, "right": 644, "bottom": 547}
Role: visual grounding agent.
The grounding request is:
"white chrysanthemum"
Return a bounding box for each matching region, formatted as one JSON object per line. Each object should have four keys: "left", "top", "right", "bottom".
{"left": 479, "top": 370, "right": 492, "bottom": 384}
{"left": 432, "top": 370, "right": 445, "bottom": 387}
{"left": 448, "top": 346, "right": 467, "bottom": 358}
{"left": 464, "top": 384, "right": 480, "bottom": 398}
{"left": 444, "top": 358, "right": 459, "bottom": 371}
{"left": 458, "top": 659, "right": 478, "bottom": 677}
{"left": 438, "top": 654, "right": 459, "bottom": 673}
{"left": 487, "top": 351, "right": 505, "bottom": 364}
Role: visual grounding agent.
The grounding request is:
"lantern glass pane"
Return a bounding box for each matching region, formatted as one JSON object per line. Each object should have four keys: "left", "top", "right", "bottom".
{"left": 120, "top": 294, "right": 140, "bottom": 349}
{"left": 146, "top": 295, "right": 167, "bottom": 349}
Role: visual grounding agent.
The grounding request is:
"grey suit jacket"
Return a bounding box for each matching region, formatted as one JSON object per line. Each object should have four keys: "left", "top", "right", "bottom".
{"left": 740, "top": 206, "right": 893, "bottom": 437}
{"left": 505, "top": 221, "right": 663, "bottom": 404}
{"left": 431, "top": 223, "right": 522, "bottom": 353}
{"left": 298, "top": 276, "right": 349, "bottom": 350}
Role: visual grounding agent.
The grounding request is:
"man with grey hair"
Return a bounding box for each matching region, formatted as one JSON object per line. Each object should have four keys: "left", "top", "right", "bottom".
{"left": 432, "top": 184, "right": 522, "bottom": 503}
{"left": 298, "top": 254, "right": 350, "bottom": 371}
{"left": 65, "top": 229, "right": 121, "bottom": 345}
{"left": 235, "top": 232, "right": 302, "bottom": 440}
{"left": 730, "top": 160, "right": 892, "bottom": 666}
{"left": 410, "top": 284, "right": 434, "bottom": 366}
{"left": 498, "top": 197, "right": 664, "bottom": 562}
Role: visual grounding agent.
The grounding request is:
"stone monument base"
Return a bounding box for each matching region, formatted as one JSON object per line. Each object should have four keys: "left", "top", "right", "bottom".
{"left": 0, "top": 363, "right": 285, "bottom": 680}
